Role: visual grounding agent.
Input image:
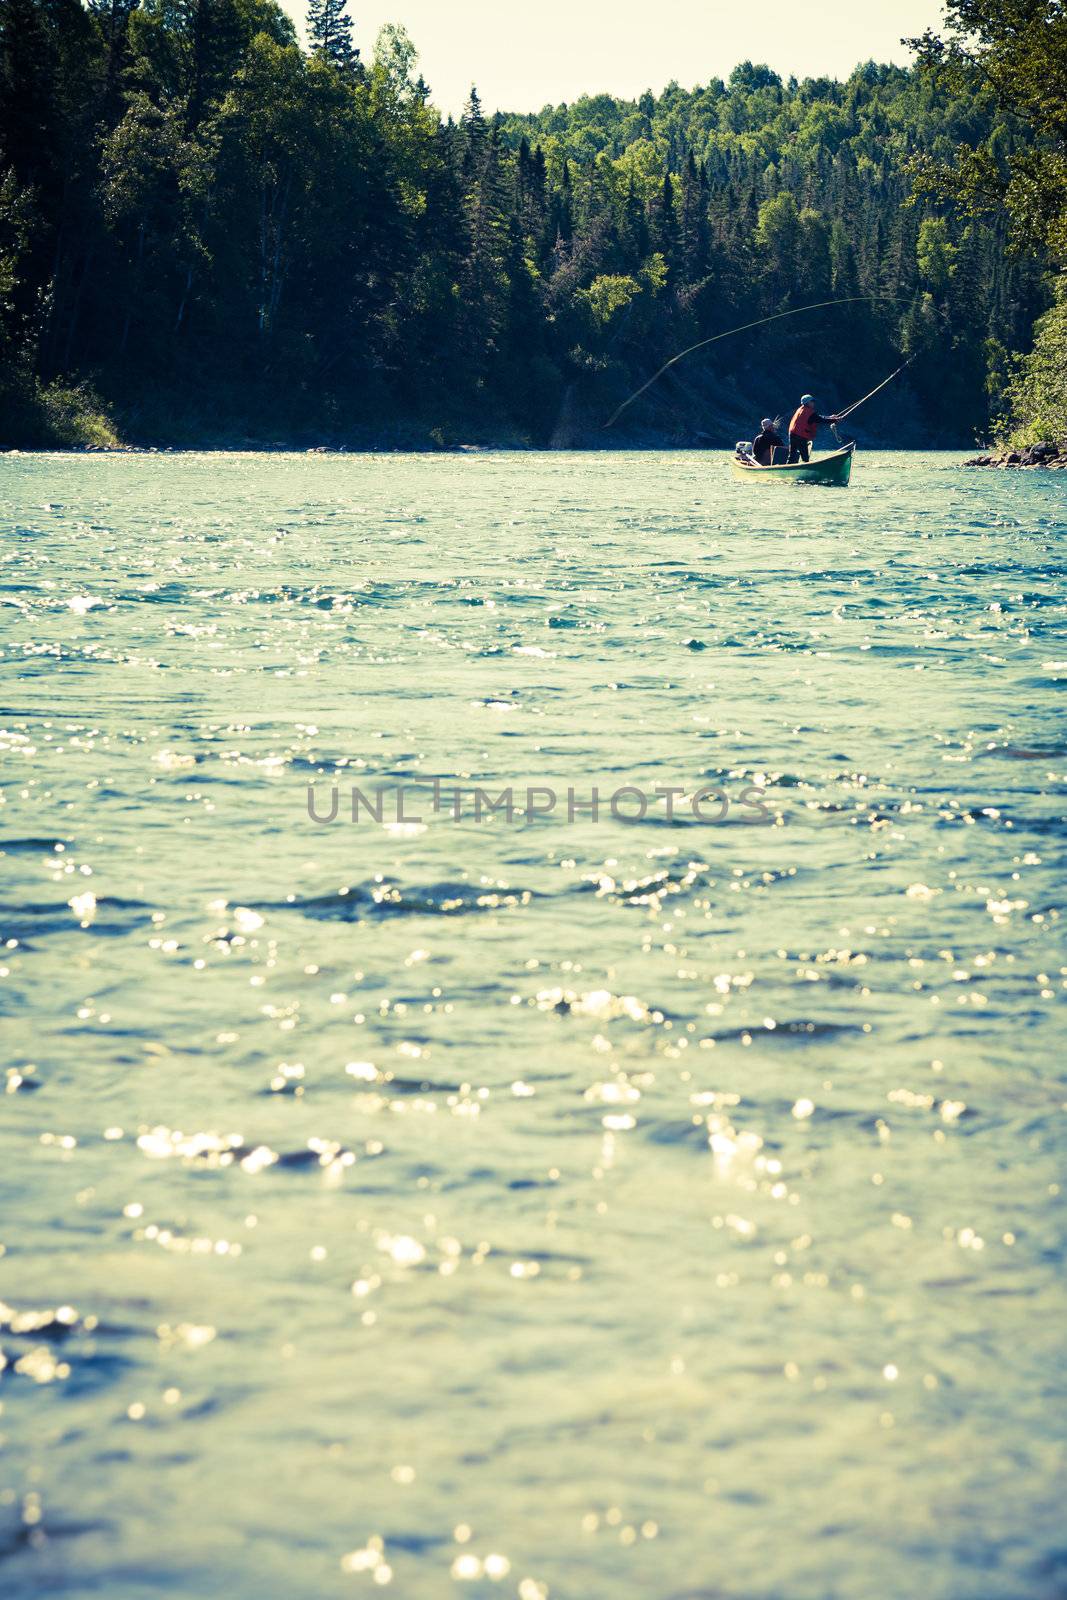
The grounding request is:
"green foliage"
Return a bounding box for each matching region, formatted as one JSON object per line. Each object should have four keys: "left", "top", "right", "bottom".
{"left": 0, "top": 371, "right": 119, "bottom": 446}
{"left": 36, "top": 380, "right": 120, "bottom": 445}
{"left": 755, "top": 192, "right": 799, "bottom": 300}
{"left": 0, "top": 4, "right": 1056, "bottom": 446}
{"left": 0, "top": 166, "right": 31, "bottom": 343}
{"left": 905, "top": 0, "right": 1067, "bottom": 262}
{"left": 579, "top": 273, "right": 642, "bottom": 324}
{"left": 916, "top": 217, "right": 957, "bottom": 291}
{"left": 641, "top": 253, "right": 667, "bottom": 295}
{"left": 998, "top": 271, "right": 1067, "bottom": 442}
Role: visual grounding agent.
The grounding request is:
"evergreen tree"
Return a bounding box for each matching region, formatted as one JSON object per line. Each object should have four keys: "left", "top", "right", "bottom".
{"left": 306, "top": 0, "right": 357, "bottom": 71}
{"left": 652, "top": 172, "right": 678, "bottom": 271}
{"left": 460, "top": 85, "right": 485, "bottom": 181}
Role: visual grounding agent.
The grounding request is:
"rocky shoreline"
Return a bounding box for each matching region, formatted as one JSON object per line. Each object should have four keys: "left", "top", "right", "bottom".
{"left": 964, "top": 439, "right": 1067, "bottom": 469}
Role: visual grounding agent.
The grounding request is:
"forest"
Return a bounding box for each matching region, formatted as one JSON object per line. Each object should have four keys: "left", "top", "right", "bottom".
{"left": 0, "top": 0, "right": 1062, "bottom": 449}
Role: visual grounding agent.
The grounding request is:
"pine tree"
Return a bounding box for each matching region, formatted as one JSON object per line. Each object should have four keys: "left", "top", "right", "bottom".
{"left": 306, "top": 0, "right": 358, "bottom": 70}
{"left": 86, "top": 0, "right": 137, "bottom": 120}
{"left": 0, "top": 0, "right": 59, "bottom": 190}
{"left": 653, "top": 172, "right": 678, "bottom": 271}
{"left": 618, "top": 175, "right": 648, "bottom": 267}
{"left": 460, "top": 85, "right": 485, "bottom": 178}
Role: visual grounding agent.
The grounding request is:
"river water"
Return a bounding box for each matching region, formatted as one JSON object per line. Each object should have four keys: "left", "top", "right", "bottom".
{"left": 0, "top": 450, "right": 1064, "bottom": 1599}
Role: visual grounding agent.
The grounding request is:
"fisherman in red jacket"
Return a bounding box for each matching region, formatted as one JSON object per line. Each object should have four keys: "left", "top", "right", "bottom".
{"left": 788, "top": 394, "right": 841, "bottom": 463}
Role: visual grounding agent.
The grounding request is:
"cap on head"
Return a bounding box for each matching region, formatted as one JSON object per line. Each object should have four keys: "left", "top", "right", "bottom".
{"left": 801, "top": 394, "right": 815, "bottom": 406}
{"left": 761, "top": 418, "right": 773, "bottom": 430}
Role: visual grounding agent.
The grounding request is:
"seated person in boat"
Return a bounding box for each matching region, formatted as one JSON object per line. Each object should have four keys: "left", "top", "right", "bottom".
{"left": 788, "top": 394, "right": 841, "bottom": 462}
{"left": 752, "top": 417, "right": 784, "bottom": 466}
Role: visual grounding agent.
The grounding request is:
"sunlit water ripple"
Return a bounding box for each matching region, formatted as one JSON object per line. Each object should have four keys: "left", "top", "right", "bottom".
{"left": 0, "top": 450, "right": 1064, "bottom": 1599}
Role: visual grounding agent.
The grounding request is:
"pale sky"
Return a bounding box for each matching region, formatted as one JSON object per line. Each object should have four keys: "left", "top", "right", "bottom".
{"left": 279, "top": 0, "right": 948, "bottom": 115}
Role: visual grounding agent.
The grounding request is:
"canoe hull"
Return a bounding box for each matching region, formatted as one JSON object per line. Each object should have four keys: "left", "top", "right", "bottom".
{"left": 731, "top": 442, "right": 855, "bottom": 486}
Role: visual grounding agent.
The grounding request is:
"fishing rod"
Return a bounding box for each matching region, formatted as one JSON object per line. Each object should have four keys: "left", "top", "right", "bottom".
{"left": 601, "top": 295, "right": 908, "bottom": 431}
{"left": 835, "top": 352, "right": 919, "bottom": 421}
{"left": 828, "top": 351, "right": 921, "bottom": 446}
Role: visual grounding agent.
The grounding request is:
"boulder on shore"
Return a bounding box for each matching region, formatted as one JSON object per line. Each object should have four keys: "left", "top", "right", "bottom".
{"left": 964, "top": 438, "right": 1067, "bottom": 469}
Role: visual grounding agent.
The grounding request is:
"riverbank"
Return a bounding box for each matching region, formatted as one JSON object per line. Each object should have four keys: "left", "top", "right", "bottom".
{"left": 965, "top": 439, "right": 1067, "bottom": 469}
{"left": 1, "top": 366, "right": 971, "bottom": 455}
{"left": 3, "top": 439, "right": 976, "bottom": 457}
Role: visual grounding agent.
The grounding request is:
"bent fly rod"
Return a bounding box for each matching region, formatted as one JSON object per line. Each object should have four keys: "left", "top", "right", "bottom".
{"left": 601, "top": 295, "right": 914, "bottom": 430}
{"left": 835, "top": 352, "right": 919, "bottom": 421}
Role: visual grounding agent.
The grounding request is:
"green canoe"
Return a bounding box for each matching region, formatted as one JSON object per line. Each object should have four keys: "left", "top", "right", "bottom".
{"left": 731, "top": 441, "right": 855, "bottom": 486}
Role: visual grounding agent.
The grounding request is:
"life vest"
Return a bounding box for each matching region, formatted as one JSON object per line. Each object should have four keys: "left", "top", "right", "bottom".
{"left": 789, "top": 404, "right": 818, "bottom": 441}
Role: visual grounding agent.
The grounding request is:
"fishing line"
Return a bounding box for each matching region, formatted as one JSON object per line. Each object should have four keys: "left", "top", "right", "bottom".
{"left": 601, "top": 295, "right": 907, "bottom": 430}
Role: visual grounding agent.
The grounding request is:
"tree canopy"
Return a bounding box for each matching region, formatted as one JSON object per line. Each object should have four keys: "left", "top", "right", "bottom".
{"left": 906, "top": 0, "right": 1066, "bottom": 441}
{"left": 0, "top": 0, "right": 1056, "bottom": 447}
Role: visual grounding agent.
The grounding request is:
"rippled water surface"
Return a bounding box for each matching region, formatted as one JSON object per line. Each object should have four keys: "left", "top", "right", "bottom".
{"left": 1, "top": 450, "right": 1065, "bottom": 1599}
